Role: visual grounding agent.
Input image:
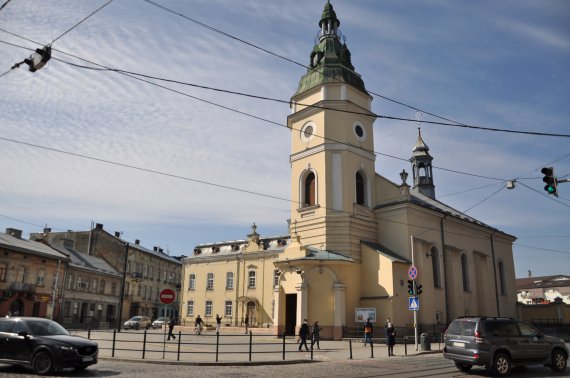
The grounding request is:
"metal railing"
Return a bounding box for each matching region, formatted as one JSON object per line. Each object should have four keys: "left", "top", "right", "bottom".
{"left": 80, "top": 329, "right": 316, "bottom": 363}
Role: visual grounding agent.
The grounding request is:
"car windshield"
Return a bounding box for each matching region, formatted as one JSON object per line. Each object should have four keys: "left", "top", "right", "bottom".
{"left": 129, "top": 317, "right": 142, "bottom": 321}
{"left": 156, "top": 317, "right": 165, "bottom": 321}
{"left": 25, "top": 320, "right": 70, "bottom": 336}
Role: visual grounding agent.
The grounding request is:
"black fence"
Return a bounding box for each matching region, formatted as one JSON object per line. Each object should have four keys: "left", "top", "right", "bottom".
{"left": 532, "top": 320, "right": 570, "bottom": 341}
{"left": 343, "top": 323, "right": 447, "bottom": 344}
{"left": 80, "top": 329, "right": 319, "bottom": 363}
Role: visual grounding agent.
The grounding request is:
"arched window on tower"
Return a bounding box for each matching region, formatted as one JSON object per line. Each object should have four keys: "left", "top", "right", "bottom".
{"left": 461, "top": 253, "right": 470, "bottom": 291}
{"left": 355, "top": 171, "right": 365, "bottom": 205}
{"left": 499, "top": 260, "right": 507, "bottom": 295}
{"left": 304, "top": 171, "right": 316, "bottom": 207}
{"left": 430, "top": 246, "right": 441, "bottom": 288}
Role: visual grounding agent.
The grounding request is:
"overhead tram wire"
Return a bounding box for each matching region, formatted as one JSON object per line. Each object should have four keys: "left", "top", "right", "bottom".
{"left": 52, "top": 0, "right": 114, "bottom": 44}
{"left": 0, "top": 34, "right": 508, "bottom": 183}
{"left": 0, "top": 135, "right": 554, "bottom": 249}
{"left": 142, "top": 0, "right": 570, "bottom": 139}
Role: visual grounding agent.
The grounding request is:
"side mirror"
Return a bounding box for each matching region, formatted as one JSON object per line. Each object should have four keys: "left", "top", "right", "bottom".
{"left": 538, "top": 330, "right": 544, "bottom": 338}
{"left": 17, "top": 331, "right": 28, "bottom": 338}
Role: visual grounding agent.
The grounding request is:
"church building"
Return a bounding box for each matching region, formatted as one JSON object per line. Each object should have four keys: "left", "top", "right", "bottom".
{"left": 180, "top": 1, "right": 517, "bottom": 340}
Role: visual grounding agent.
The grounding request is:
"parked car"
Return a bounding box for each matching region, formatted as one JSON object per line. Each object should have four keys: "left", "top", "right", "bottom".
{"left": 443, "top": 316, "right": 568, "bottom": 376}
{"left": 123, "top": 316, "right": 151, "bottom": 330}
{"left": 0, "top": 317, "right": 98, "bottom": 375}
{"left": 152, "top": 317, "right": 168, "bottom": 329}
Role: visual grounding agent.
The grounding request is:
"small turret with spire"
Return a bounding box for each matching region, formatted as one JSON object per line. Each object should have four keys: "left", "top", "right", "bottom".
{"left": 409, "top": 128, "right": 436, "bottom": 199}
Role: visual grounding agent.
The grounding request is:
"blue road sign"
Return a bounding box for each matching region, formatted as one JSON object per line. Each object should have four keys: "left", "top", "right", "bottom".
{"left": 409, "top": 297, "right": 420, "bottom": 311}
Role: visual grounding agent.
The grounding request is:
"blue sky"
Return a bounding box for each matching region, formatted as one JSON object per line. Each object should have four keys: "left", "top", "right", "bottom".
{"left": 0, "top": 0, "right": 568, "bottom": 278}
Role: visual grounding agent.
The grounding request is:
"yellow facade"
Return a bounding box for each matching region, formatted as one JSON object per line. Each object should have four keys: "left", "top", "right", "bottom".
{"left": 180, "top": 1, "right": 517, "bottom": 340}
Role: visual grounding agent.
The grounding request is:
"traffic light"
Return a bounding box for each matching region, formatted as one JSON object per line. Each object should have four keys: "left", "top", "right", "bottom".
{"left": 541, "top": 167, "right": 558, "bottom": 197}
{"left": 416, "top": 283, "right": 423, "bottom": 296}
{"left": 407, "top": 280, "right": 415, "bottom": 295}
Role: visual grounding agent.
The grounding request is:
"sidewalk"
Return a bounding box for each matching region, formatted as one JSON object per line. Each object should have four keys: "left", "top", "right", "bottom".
{"left": 90, "top": 328, "right": 442, "bottom": 366}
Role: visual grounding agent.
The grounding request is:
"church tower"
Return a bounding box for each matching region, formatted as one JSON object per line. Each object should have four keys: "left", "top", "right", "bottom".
{"left": 409, "top": 129, "right": 436, "bottom": 199}
{"left": 287, "top": 1, "right": 376, "bottom": 260}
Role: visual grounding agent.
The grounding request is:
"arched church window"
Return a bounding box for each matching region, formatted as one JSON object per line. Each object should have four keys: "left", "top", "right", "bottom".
{"left": 461, "top": 253, "right": 470, "bottom": 291}
{"left": 355, "top": 171, "right": 365, "bottom": 205}
{"left": 304, "top": 172, "right": 316, "bottom": 207}
{"left": 430, "top": 246, "right": 441, "bottom": 288}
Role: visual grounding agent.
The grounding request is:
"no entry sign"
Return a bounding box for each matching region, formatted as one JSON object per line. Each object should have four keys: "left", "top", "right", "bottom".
{"left": 159, "top": 288, "right": 176, "bottom": 304}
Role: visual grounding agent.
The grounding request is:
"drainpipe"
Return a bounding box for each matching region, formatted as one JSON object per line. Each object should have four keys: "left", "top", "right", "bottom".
{"left": 440, "top": 216, "right": 450, "bottom": 324}
{"left": 490, "top": 234, "right": 500, "bottom": 316}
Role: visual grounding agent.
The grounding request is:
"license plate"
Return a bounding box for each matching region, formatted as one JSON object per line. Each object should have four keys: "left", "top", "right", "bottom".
{"left": 453, "top": 342, "right": 466, "bottom": 348}
{"left": 82, "top": 356, "right": 94, "bottom": 362}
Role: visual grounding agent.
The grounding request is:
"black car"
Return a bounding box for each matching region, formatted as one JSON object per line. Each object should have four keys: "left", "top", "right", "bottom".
{"left": 0, "top": 317, "right": 98, "bottom": 375}
{"left": 443, "top": 316, "right": 568, "bottom": 376}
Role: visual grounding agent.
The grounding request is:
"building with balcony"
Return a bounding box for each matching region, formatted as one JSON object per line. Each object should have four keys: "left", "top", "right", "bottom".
{"left": 0, "top": 228, "right": 68, "bottom": 318}
{"left": 32, "top": 223, "right": 182, "bottom": 324}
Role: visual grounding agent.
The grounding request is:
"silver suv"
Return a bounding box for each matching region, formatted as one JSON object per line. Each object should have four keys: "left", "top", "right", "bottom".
{"left": 444, "top": 317, "right": 568, "bottom": 376}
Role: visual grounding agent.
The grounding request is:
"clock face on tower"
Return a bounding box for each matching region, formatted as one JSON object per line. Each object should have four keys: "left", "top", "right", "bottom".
{"left": 301, "top": 122, "right": 316, "bottom": 142}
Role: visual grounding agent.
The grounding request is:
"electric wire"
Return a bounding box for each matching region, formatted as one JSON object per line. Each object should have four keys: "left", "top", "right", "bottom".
{"left": 517, "top": 181, "right": 570, "bottom": 208}
{"left": 142, "top": 0, "right": 570, "bottom": 138}
{"left": 461, "top": 186, "right": 505, "bottom": 213}
{"left": 0, "top": 35, "right": 506, "bottom": 182}
{"left": 52, "top": 0, "right": 114, "bottom": 43}
{"left": 0, "top": 134, "right": 541, "bottom": 249}
{"left": 0, "top": 0, "right": 12, "bottom": 13}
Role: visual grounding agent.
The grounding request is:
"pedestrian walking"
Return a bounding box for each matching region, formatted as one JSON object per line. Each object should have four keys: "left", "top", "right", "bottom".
{"left": 244, "top": 314, "right": 249, "bottom": 334}
{"left": 216, "top": 314, "right": 222, "bottom": 333}
{"left": 311, "top": 320, "right": 321, "bottom": 349}
{"left": 363, "top": 318, "right": 373, "bottom": 346}
{"left": 167, "top": 318, "right": 176, "bottom": 340}
{"left": 298, "top": 319, "right": 310, "bottom": 352}
{"left": 386, "top": 321, "right": 396, "bottom": 356}
{"left": 194, "top": 315, "right": 204, "bottom": 335}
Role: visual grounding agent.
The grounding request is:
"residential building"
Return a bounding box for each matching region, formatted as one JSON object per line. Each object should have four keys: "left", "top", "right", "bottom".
{"left": 41, "top": 238, "right": 122, "bottom": 329}
{"left": 32, "top": 223, "right": 182, "bottom": 324}
{"left": 0, "top": 228, "right": 68, "bottom": 318}
{"left": 181, "top": 1, "right": 517, "bottom": 340}
{"left": 516, "top": 274, "right": 570, "bottom": 305}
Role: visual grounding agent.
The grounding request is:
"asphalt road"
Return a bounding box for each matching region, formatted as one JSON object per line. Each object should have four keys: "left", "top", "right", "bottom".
{"left": 1, "top": 354, "right": 569, "bottom": 378}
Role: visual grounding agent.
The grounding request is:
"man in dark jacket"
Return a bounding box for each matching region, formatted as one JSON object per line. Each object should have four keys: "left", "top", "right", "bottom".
{"left": 298, "top": 319, "right": 310, "bottom": 352}
{"left": 167, "top": 318, "right": 176, "bottom": 340}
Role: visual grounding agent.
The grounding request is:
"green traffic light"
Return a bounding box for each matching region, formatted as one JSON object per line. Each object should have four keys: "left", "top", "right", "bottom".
{"left": 547, "top": 186, "right": 555, "bottom": 194}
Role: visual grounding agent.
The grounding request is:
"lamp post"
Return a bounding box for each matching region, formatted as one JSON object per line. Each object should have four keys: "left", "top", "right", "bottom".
{"left": 117, "top": 242, "right": 129, "bottom": 332}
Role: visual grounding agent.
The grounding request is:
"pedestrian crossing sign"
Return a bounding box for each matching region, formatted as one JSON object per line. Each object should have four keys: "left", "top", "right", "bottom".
{"left": 409, "top": 297, "right": 419, "bottom": 311}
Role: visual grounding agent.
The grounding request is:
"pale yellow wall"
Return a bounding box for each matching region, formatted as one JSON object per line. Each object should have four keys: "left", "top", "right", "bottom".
{"left": 181, "top": 252, "right": 280, "bottom": 327}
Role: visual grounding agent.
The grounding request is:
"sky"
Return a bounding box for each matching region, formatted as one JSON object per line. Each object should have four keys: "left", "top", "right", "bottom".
{"left": 0, "top": 0, "right": 568, "bottom": 279}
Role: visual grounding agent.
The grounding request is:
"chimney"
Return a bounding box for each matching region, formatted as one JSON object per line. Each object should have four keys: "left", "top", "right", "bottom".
{"left": 6, "top": 228, "right": 22, "bottom": 239}
{"left": 114, "top": 231, "right": 121, "bottom": 238}
{"left": 95, "top": 223, "right": 104, "bottom": 230}
{"left": 159, "top": 248, "right": 163, "bottom": 253}
{"left": 153, "top": 246, "right": 158, "bottom": 252}
{"left": 43, "top": 227, "right": 51, "bottom": 233}
{"left": 135, "top": 239, "right": 140, "bottom": 245}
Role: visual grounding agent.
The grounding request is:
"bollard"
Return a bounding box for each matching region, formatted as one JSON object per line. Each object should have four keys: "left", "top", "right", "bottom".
{"left": 282, "top": 332, "right": 286, "bottom": 360}
{"left": 349, "top": 339, "right": 353, "bottom": 359}
{"left": 142, "top": 329, "right": 147, "bottom": 359}
{"left": 88, "top": 328, "right": 91, "bottom": 339}
{"left": 177, "top": 331, "right": 181, "bottom": 361}
{"left": 404, "top": 336, "right": 408, "bottom": 356}
{"left": 112, "top": 329, "right": 116, "bottom": 358}
{"left": 370, "top": 339, "right": 374, "bottom": 358}
{"left": 216, "top": 331, "right": 220, "bottom": 362}
{"left": 248, "top": 330, "right": 253, "bottom": 361}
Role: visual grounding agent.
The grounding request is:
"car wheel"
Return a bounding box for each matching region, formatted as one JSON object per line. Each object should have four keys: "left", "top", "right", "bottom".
{"left": 32, "top": 351, "right": 54, "bottom": 375}
{"left": 454, "top": 362, "right": 473, "bottom": 372}
{"left": 551, "top": 349, "right": 567, "bottom": 372}
{"left": 493, "top": 352, "right": 512, "bottom": 376}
